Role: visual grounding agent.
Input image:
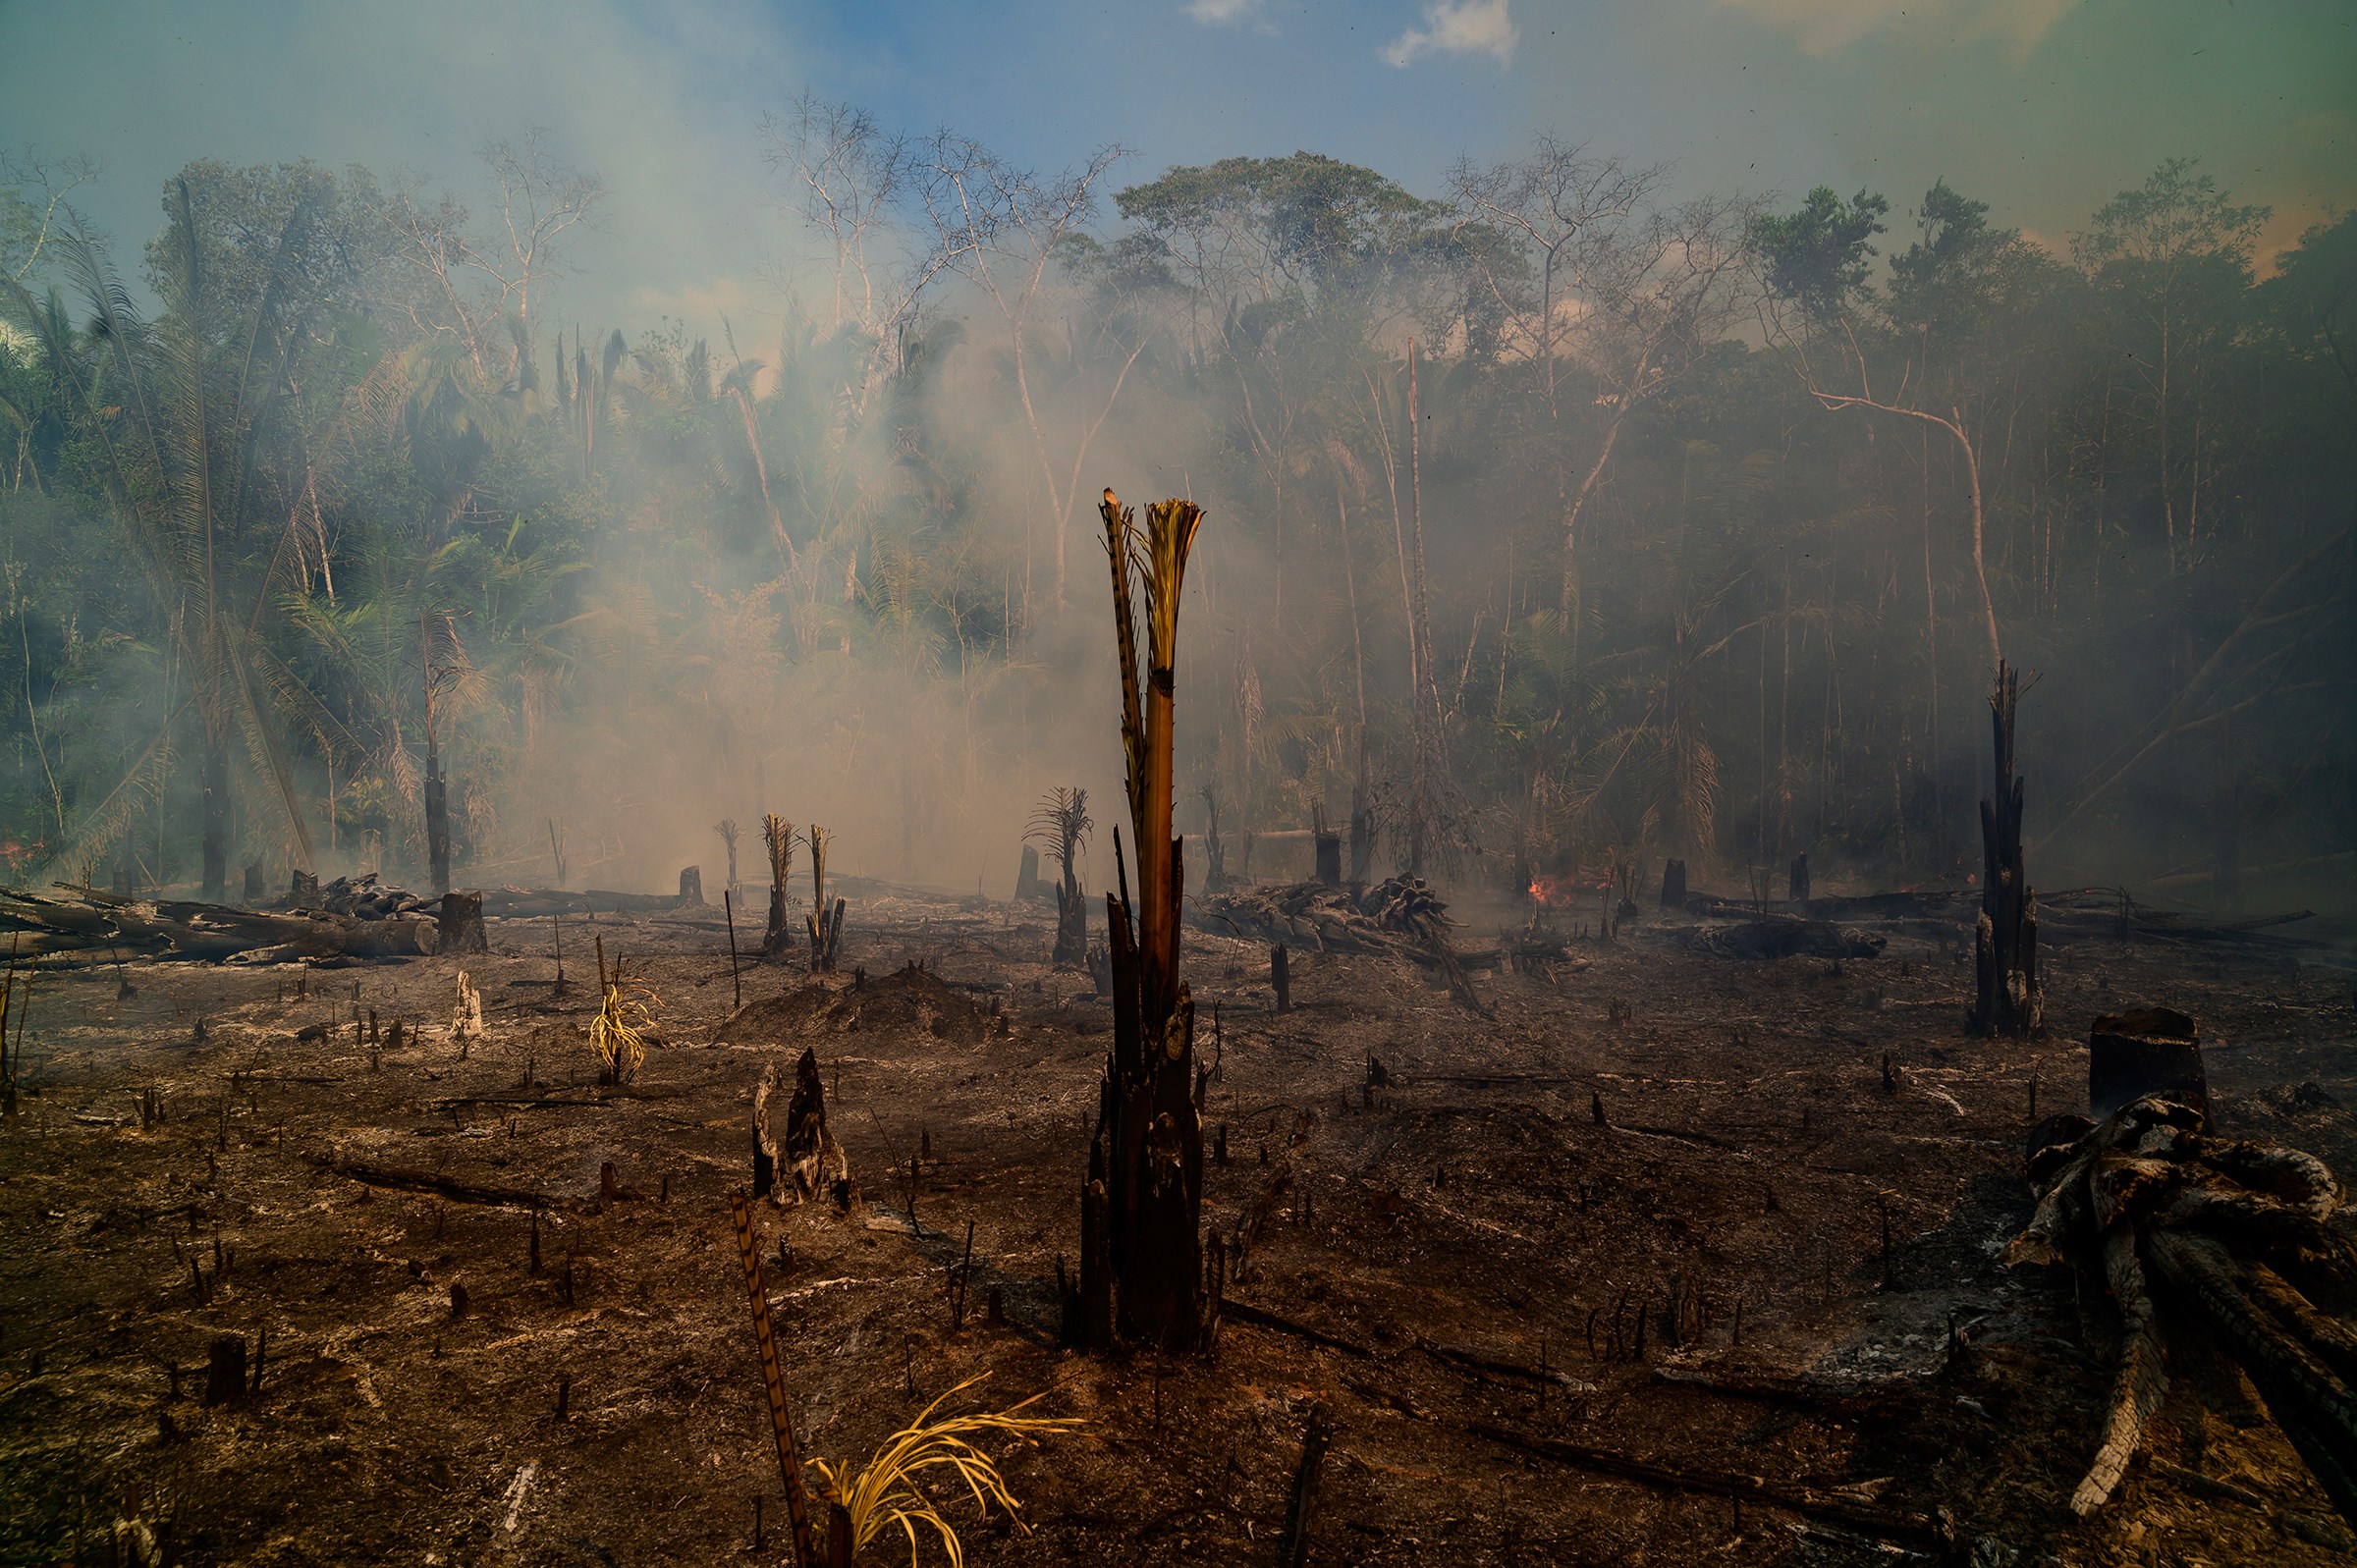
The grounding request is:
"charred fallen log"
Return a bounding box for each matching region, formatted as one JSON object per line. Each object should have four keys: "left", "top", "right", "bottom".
{"left": 308, "top": 872, "right": 434, "bottom": 921}
{"left": 2011, "top": 1019, "right": 2357, "bottom": 1526}
{"left": 1193, "top": 875, "right": 1453, "bottom": 957}
{"left": 1672, "top": 917, "right": 1884, "bottom": 961}
{"left": 1683, "top": 889, "right": 1971, "bottom": 925}
{"left": 8, "top": 885, "right": 435, "bottom": 962}
{"left": 473, "top": 887, "right": 691, "bottom": 918}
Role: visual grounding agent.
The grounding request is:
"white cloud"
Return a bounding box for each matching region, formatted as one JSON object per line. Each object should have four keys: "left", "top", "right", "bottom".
{"left": 1709, "top": 0, "right": 2078, "bottom": 59}
{"left": 1381, "top": 0, "right": 1519, "bottom": 69}
{"left": 1183, "top": 0, "right": 1263, "bottom": 24}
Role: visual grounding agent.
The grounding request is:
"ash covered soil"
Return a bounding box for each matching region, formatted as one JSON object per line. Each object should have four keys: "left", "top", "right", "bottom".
{"left": 4, "top": 887, "right": 2355, "bottom": 1566}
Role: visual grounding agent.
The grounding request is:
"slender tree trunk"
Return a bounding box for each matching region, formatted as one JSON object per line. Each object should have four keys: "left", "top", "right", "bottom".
{"left": 1338, "top": 493, "right": 1367, "bottom": 730}
{"left": 201, "top": 724, "right": 230, "bottom": 902}
{"left": 1921, "top": 424, "right": 1942, "bottom": 829}
{"left": 1956, "top": 410, "right": 2001, "bottom": 673}
{"left": 1406, "top": 342, "right": 1443, "bottom": 875}
{"left": 424, "top": 741, "right": 451, "bottom": 897}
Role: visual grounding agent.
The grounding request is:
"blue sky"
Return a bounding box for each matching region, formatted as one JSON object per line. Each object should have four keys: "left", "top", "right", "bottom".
{"left": 2, "top": 0, "right": 2348, "bottom": 331}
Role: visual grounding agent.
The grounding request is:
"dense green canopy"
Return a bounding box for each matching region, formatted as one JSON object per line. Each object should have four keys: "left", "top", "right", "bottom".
{"left": 0, "top": 133, "right": 2348, "bottom": 907}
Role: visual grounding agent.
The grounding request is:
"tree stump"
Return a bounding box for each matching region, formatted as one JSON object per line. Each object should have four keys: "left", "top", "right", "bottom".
{"left": 2089, "top": 1007, "right": 2204, "bottom": 1120}
{"left": 1788, "top": 852, "right": 1810, "bottom": 905}
{"left": 755, "top": 1048, "right": 849, "bottom": 1204}
{"left": 678, "top": 866, "right": 704, "bottom": 905}
{"left": 1970, "top": 663, "right": 2041, "bottom": 1037}
{"left": 809, "top": 897, "right": 846, "bottom": 972}
{"left": 1279, "top": 1402, "right": 1333, "bottom": 1568}
{"left": 1660, "top": 859, "right": 1687, "bottom": 911}
{"left": 242, "top": 862, "right": 263, "bottom": 906}
{"left": 1014, "top": 844, "right": 1045, "bottom": 902}
{"left": 290, "top": 868, "right": 321, "bottom": 908}
{"left": 440, "top": 892, "right": 488, "bottom": 955}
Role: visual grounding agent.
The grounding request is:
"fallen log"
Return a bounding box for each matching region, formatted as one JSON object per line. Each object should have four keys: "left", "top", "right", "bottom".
{"left": 1672, "top": 918, "right": 1884, "bottom": 961}
{"left": 1224, "top": 1298, "right": 1377, "bottom": 1360}
{"left": 1463, "top": 1423, "right": 1939, "bottom": 1545}
{"left": 327, "top": 1160, "right": 563, "bottom": 1209}
{"left": 29, "top": 885, "right": 435, "bottom": 961}
{"left": 476, "top": 887, "right": 689, "bottom": 918}
{"left": 1418, "top": 1337, "right": 1587, "bottom": 1389}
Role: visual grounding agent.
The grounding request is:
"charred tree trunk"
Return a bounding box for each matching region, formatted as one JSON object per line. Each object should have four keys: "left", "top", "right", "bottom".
{"left": 242, "top": 862, "right": 263, "bottom": 906}
{"left": 1312, "top": 807, "right": 1342, "bottom": 888}
{"left": 1660, "top": 859, "right": 1687, "bottom": 911}
{"left": 1071, "top": 492, "right": 1210, "bottom": 1354}
{"left": 754, "top": 1047, "right": 848, "bottom": 1204}
{"left": 678, "top": 866, "right": 704, "bottom": 905}
{"left": 424, "top": 743, "right": 451, "bottom": 898}
{"left": 200, "top": 725, "right": 230, "bottom": 904}
{"left": 1054, "top": 879, "right": 1088, "bottom": 968}
{"left": 1970, "top": 663, "right": 2041, "bottom": 1037}
{"left": 1200, "top": 786, "right": 1228, "bottom": 892}
{"left": 1788, "top": 852, "right": 1810, "bottom": 905}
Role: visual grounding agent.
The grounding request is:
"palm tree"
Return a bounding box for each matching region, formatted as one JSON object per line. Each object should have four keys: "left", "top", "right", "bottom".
{"left": 5, "top": 182, "right": 327, "bottom": 894}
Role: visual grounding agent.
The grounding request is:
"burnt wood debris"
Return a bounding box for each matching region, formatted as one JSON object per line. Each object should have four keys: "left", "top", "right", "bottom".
{"left": 1972, "top": 661, "right": 2042, "bottom": 1037}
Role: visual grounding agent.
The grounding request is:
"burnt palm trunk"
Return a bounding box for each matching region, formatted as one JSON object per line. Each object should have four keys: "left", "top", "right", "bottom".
{"left": 1072, "top": 491, "right": 1212, "bottom": 1353}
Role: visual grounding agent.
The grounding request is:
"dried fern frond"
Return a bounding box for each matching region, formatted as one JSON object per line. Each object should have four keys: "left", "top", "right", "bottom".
{"left": 809, "top": 1376, "right": 1083, "bottom": 1568}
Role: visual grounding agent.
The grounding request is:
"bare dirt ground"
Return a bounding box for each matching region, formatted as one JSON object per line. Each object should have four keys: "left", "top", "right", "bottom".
{"left": 4, "top": 882, "right": 2355, "bottom": 1566}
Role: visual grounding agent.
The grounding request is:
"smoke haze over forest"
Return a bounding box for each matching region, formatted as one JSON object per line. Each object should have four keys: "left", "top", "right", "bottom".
{"left": 0, "top": 0, "right": 2351, "bottom": 910}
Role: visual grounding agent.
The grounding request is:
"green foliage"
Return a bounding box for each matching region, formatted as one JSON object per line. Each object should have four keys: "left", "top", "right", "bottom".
{"left": 0, "top": 137, "right": 2345, "bottom": 906}
{"left": 1752, "top": 186, "right": 1890, "bottom": 322}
